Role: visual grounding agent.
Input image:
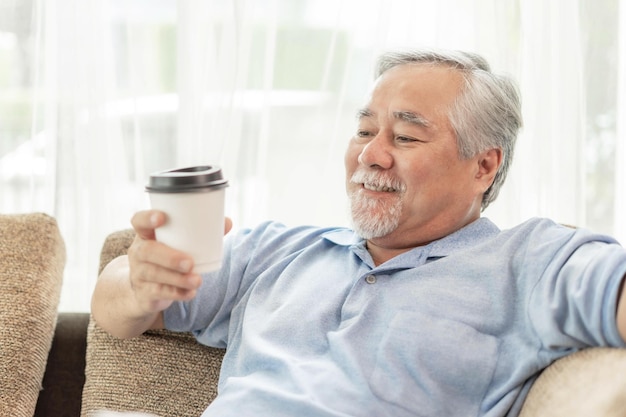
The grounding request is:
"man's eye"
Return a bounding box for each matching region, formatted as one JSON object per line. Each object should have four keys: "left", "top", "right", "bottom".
{"left": 396, "top": 136, "right": 417, "bottom": 143}
{"left": 357, "top": 130, "right": 373, "bottom": 137}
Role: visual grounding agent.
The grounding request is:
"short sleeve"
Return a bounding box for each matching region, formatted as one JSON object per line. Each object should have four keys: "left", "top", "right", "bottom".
{"left": 529, "top": 229, "right": 626, "bottom": 349}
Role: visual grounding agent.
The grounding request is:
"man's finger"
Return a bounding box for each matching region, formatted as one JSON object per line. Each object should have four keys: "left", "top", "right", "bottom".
{"left": 131, "top": 210, "right": 166, "bottom": 240}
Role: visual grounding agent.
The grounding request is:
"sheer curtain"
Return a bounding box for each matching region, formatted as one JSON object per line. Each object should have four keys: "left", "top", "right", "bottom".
{"left": 0, "top": 0, "right": 623, "bottom": 311}
{"left": 487, "top": 0, "right": 587, "bottom": 227}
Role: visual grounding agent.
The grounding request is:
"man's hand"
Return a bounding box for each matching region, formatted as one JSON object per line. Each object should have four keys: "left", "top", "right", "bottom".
{"left": 127, "top": 210, "right": 203, "bottom": 315}
{"left": 91, "top": 210, "right": 233, "bottom": 339}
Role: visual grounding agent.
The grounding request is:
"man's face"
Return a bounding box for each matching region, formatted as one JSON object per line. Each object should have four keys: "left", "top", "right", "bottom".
{"left": 345, "top": 63, "right": 497, "bottom": 250}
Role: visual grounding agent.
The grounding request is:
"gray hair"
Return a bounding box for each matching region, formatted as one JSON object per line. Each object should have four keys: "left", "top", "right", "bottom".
{"left": 375, "top": 49, "right": 522, "bottom": 210}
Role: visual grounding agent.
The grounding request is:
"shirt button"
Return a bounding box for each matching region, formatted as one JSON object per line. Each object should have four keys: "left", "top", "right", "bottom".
{"left": 365, "top": 275, "right": 377, "bottom": 284}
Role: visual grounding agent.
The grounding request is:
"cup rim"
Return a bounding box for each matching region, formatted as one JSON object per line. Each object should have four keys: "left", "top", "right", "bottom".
{"left": 146, "top": 165, "right": 228, "bottom": 193}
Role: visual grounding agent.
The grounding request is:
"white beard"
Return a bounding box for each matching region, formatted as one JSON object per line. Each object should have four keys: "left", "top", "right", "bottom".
{"left": 348, "top": 170, "right": 405, "bottom": 239}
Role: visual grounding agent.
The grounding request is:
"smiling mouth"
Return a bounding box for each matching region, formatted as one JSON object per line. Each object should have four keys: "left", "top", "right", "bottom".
{"left": 350, "top": 170, "right": 406, "bottom": 194}
{"left": 362, "top": 183, "right": 398, "bottom": 192}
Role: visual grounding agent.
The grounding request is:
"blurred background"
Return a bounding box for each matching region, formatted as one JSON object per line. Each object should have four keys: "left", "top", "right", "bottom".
{"left": 1, "top": 0, "right": 624, "bottom": 311}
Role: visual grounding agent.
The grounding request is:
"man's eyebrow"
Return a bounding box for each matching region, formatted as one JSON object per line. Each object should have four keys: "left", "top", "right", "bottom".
{"left": 393, "top": 111, "right": 430, "bottom": 127}
{"left": 356, "top": 108, "right": 374, "bottom": 119}
{"left": 356, "top": 108, "right": 430, "bottom": 128}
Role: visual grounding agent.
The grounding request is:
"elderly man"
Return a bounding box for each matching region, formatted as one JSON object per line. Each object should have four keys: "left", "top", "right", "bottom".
{"left": 92, "top": 48, "right": 626, "bottom": 416}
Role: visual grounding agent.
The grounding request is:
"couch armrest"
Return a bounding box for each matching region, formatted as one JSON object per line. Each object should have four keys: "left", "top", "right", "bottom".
{"left": 81, "top": 228, "right": 225, "bottom": 417}
{"left": 519, "top": 347, "right": 626, "bottom": 416}
{"left": 0, "top": 213, "right": 65, "bottom": 417}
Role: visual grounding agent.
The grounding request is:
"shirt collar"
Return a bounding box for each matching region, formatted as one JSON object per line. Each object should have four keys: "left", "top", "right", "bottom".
{"left": 322, "top": 217, "right": 500, "bottom": 269}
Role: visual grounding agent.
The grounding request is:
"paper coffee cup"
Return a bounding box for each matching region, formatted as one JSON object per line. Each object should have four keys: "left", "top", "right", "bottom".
{"left": 146, "top": 165, "right": 228, "bottom": 273}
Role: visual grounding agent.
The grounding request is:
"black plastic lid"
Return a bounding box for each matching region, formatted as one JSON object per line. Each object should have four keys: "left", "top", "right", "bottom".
{"left": 146, "top": 165, "right": 228, "bottom": 193}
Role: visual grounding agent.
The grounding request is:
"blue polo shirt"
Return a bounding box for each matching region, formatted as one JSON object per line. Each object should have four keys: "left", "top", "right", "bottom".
{"left": 164, "top": 217, "right": 626, "bottom": 416}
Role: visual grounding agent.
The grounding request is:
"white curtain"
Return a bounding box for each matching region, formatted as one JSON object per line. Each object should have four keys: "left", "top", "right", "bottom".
{"left": 488, "top": 1, "right": 587, "bottom": 227}
{"left": 0, "top": 0, "right": 623, "bottom": 311}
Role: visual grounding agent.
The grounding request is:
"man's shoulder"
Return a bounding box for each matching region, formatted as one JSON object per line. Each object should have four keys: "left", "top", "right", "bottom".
{"left": 502, "top": 217, "right": 617, "bottom": 243}
{"left": 500, "top": 217, "right": 573, "bottom": 238}
{"left": 492, "top": 217, "right": 623, "bottom": 261}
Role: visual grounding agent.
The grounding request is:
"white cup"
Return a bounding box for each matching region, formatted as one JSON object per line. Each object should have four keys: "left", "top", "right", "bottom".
{"left": 146, "top": 165, "right": 228, "bottom": 273}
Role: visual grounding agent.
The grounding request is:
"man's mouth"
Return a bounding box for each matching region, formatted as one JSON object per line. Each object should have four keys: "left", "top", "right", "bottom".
{"left": 350, "top": 170, "right": 406, "bottom": 194}
{"left": 362, "top": 182, "right": 398, "bottom": 192}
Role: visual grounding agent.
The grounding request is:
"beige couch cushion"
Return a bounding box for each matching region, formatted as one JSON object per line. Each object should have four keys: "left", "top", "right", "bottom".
{"left": 81, "top": 229, "right": 225, "bottom": 417}
{"left": 0, "top": 213, "right": 65, "bottom": 417}
{"left": 519, "top": 347, "right": 626, "bottom": 416}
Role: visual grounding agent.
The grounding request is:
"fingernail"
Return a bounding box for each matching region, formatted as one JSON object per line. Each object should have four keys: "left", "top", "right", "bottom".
{"left": 150, "top": 213, "right": 160, "bottom": 227}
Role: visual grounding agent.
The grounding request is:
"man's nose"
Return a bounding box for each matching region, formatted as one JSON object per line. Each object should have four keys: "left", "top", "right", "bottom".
{"left": 358, "top": 133, "right": 393, "bottom": 169}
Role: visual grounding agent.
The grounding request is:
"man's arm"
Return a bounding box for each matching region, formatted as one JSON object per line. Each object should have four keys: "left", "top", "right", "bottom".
{"left": 91, "top": 210, "right": 202, "bottom": 339}
{"left": 615, "top": 274, "right": 626, "bottom": 342}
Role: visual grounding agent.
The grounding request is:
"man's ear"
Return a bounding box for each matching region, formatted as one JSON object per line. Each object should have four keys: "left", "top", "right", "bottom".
{"left": 476, "top": 148, "right": 503, "bottom": 187}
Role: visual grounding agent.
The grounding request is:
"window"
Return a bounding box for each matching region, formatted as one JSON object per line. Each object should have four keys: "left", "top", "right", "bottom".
{"left": 0, "top": 0, "right": 623, "bottom": 311}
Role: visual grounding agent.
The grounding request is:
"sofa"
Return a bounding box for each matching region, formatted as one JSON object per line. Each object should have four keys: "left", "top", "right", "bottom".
{"left": 3, "top": 212, "right": 626, "bottom": 417}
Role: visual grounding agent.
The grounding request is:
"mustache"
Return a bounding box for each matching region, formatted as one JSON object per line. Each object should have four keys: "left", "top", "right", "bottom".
{"left": 349, "top": 170, "right": 406, "bottom": 193}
